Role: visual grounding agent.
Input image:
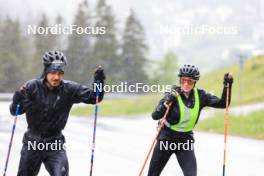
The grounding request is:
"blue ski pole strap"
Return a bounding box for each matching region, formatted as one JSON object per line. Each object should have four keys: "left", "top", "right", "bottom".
{"left": 94, "top": 81, "right": 101, "bottom": 100}
{"left": 12, "top": 104, "right": 20, "bottom": 131}
{"left": 15, "top": 104, "right": 20, "bottom": 116}
{"left": 95, "top": 83, "right": 99, "bottom": 98}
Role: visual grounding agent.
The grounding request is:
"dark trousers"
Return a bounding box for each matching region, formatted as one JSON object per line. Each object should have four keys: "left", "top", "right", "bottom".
{"left": 148, "top": 139, "right": 197, "bottom": 176}
{"left": 17, "top": 132, "right": 69, "bottom": 176}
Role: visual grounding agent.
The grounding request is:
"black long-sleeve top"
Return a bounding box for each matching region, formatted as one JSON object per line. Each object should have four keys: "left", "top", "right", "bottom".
{"left": 10, "top": 78, "right": 104, "bottom": 136}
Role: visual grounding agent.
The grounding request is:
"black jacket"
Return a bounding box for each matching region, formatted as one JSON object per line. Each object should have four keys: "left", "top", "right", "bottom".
{"left": 10, "top": 78, "right": 104, "bottom": 137}
{"left": 152, "top": 85, "right": 232, "bottom": 141}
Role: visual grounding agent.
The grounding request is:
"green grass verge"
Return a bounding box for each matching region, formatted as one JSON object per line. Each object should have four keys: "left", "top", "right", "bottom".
{"left": 70, "top": 93, "right": 162, "bottom": 117}
{"left": 72, "top": 56, "right": 264, "bottom": 117}
{"left": 197, "top": 55, "right": 264, "bottom": 105}
{"left": 195, "top": 109, "right": 264, "bottom": 140}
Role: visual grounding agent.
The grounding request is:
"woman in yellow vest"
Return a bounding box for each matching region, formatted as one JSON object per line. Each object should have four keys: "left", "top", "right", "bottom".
{"left": 147, "top": 64, "right": 233, "bottom": 176}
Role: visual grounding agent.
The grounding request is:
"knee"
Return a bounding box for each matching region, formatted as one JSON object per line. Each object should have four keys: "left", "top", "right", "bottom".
{"left": 51, "top": 165, "right": 68, "bottom": 176}
{"left": 60, "top": 166, "right": 68, "bottom": 176}
{"left": 54, "top": 166, "right": 69, "bottom": 176}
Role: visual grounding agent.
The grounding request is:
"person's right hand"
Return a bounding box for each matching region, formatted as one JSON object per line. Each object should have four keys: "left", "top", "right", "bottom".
{"left": 12, "top": 85, "right": 26, "bottom": 105}
{"left": 165, "top": 87, "right": 181, "bottom": 103}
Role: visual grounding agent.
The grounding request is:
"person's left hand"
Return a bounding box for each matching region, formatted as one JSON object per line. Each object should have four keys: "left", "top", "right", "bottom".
{"left": 223, "top": 73, "right": 233, "bottom": 86}
{"left": 94, "top": 66, "right": 106, "bottom": 82}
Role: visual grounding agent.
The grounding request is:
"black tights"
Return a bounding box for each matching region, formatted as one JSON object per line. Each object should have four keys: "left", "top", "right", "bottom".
{"left": 148, "top": 140, "right": 197, "bottom": 176}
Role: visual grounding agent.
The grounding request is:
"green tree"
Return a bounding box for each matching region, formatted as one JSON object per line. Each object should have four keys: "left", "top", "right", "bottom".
{"left": 54, "top": 14, "right": 64, "bottom": 50}
{"left": 120, "top": 10, "right": 148, "bottom": 85}
{"left": 65, "top": 1, "right": 93, "bottom": 84}
{"left": 151, "top": 51, "right": 178, "bottom": 85}
{"left": 0, "top": 17, "right": 28, "bottom": 91}
{"left": 93, "top": 0, "right": 120, "bottom": 84}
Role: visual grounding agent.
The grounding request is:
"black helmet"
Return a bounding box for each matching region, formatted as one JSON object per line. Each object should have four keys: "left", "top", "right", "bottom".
{"left": 42, "top": 51, "right": 67, "bottom": 73}
{"left": 178, "top": 64, "right": 200, "bottom": 80}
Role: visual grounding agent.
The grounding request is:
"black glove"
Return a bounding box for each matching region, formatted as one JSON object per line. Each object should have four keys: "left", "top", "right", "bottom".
{"left": 12, "top": 85, "right": 26, "bottom": 105}
{"left": 13, "top": 91, "right": 24, "bottom": 105}
{"left": 166, "top": 87, "right": 181, "bottom": 103}
{"left": 223, "top": 73, "right": 233, "bottom": 86}
{"left": 94, "top": 66, "right": 106, "bottom": 82}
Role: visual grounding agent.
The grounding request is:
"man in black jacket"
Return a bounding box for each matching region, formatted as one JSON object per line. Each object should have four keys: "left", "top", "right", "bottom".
{"left": 147, "top": 64, "right": 233, "bottom": 176}
{"left": 10, "top": 51, "right": 105, "bottom": 176}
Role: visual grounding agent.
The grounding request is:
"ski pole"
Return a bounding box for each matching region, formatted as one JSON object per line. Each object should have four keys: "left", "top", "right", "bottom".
{"left": 3, "top": 104, "right": 20, "bottom": 176}
{"left": 139, "top": 102, "right": 172, "bottom": 176}
{"left": 89, "top": 82, "right": 100, "bottom": 176}
{"left": 222, "top": 83, "right": 230, "bottom": 176}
